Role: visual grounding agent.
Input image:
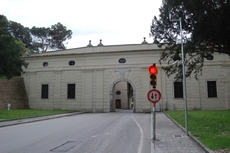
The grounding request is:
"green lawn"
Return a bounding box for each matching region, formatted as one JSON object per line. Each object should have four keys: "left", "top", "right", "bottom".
{"left": 165, "top": 110, "right": 230, "bottom": 151}
{"left": 0, "top": 109, "right": 70, "bottom": 120}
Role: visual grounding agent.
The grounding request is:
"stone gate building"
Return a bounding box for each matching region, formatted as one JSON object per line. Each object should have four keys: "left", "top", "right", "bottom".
{"left": 21, "top": 40, "right": 230, "bottom": 112}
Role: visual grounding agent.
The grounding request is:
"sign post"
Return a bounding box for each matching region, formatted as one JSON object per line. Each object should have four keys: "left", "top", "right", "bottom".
{"left": 147, "top": 89, "right": 161, "bottom": 141}
{"left": 152, "top": 103, "right": 156, "bottom": 141}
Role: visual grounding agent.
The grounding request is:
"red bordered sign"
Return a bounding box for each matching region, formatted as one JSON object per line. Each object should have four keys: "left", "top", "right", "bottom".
{"left": 147, "top": 89, "right": 161, "bottom": 103}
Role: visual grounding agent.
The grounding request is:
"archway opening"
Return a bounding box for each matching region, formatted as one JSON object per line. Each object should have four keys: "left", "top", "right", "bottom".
{"left": 111, "top": 81, "right": 134, "bottom": 112}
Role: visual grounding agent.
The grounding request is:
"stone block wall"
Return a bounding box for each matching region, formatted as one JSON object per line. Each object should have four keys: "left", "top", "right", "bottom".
{"left": 0, "top": 77, "right": 29, "bottom": 109}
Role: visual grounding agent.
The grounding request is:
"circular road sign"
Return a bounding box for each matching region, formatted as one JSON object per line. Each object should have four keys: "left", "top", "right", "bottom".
{"left": 147, "top": 89, "right": 161, "bottom": 103}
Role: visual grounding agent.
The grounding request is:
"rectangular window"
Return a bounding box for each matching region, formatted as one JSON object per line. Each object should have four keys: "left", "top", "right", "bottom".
{"left": 67, "top": 84, "right": 75, "bottom": 99}
{"left": 174, "top": 82, "right": 183, "bottom": 98}
{"left": 41, "top": 84, "right": 49, "bottom": 99}
{"left": 207, "top": 81, "right": 217, "bottom": 97}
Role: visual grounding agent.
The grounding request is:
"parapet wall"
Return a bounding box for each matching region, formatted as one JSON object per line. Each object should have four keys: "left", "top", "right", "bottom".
{"left": 0, "top": 77, "right": 29, "bottom": 109}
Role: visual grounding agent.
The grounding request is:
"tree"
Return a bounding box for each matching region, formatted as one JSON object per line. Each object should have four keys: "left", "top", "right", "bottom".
{"left": 150, "top": 0, "right": 230, "bottom": 80}
{"left": 0, "top": 15, "right": 28, "bottom": 79}
{"left": 8, "top": 21, "right": 33, "bottom": 50}
{"left": 31, "top": 22, "right": 72, "bottom": 52}
{"left": 49, "top": 22, "right": 72, "bottom": 50}
{"left": 0, "top": 14, "right": 72, "bottom": 79}
{"left": 30, "top": 26, "right": 51, "bottom": 52}
{"left": 8, "top": 21, "right": 72, "bottom": 53}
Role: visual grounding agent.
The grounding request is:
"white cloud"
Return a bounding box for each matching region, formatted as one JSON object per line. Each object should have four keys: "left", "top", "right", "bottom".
{"left": 1, "top": 0, "right": 162, "bottom": 49}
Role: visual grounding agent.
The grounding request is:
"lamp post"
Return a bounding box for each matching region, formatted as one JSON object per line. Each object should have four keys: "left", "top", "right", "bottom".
{"left": 171, "top": 17, "right": 188, "bottom": 136}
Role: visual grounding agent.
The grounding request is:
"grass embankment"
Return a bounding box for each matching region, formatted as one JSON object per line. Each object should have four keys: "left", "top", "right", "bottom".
{"left": 165, "top": 110, "right": 230, "bottom": 151}
{"left": 0, "top": 109, "right": 70, "bottom": 120}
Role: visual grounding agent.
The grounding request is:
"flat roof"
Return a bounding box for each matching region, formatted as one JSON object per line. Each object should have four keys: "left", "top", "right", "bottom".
{"left": 22, "top": 43, "right": 163, "bottom": 58}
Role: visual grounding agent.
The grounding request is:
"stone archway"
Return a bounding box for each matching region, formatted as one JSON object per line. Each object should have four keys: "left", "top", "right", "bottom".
{"left": 109, "top": 78, "right": 136, "bottom": 112}
{"left": 103, "top": 67, "right": 142, "bottom": 113}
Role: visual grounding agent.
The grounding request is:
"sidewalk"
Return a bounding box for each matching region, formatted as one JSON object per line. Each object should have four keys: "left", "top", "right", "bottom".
{"left": 151, "top": 112, "right": 213, "bottom": 153}
{"left": 0, "top": 112, "right": 86, "bottom": 128}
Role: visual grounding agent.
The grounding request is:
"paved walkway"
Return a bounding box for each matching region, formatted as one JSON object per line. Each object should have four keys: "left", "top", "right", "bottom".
{"left": 151, "top": 112, "right": 213, "bottom": 153}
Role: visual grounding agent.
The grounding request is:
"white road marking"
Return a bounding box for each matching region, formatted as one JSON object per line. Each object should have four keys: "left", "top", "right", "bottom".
{"left": 131, "top": 113, "right": 143, "bottom": 153}
{"left": 91, "top": 135, "right": 97, "bottom": 138}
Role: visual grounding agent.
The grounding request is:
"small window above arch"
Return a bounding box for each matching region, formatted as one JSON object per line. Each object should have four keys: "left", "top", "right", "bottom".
{"left": 118, "top": 58, "right": 126, "bottom": 64}
{"left": 43, "top": 62, "right": 49, "bottom": 67}
{"left": 69, "top": 61, "right": 75, "bottom": 66}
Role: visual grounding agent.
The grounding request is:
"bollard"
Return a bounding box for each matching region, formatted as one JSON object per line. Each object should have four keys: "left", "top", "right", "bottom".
{"left": 7, "top": 103, "right": 11, "bottom": 111}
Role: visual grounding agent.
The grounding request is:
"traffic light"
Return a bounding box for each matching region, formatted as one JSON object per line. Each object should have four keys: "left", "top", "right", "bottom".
{"left": 149, "top": 64, "right": 158, "bottom": 88}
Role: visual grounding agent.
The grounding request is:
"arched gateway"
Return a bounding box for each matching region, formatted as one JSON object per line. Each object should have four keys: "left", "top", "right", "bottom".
{"left": 21, "top": 40, "right": 230, "bottom": 112}
{"left": 109, "top": 69, "right": 137, "bottom": 112}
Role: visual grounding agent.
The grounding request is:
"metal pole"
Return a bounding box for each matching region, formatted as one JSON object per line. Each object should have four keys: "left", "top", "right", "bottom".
{"left": 152, "top": 103, "right": 156, "bottom": 140}
{"left": 179, "top": 17, "right": 188, "bottom": 136}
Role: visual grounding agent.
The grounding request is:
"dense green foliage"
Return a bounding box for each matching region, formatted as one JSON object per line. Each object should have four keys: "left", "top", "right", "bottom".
{"left": 165, "top": 110, "right": 230, "bottom": 150}
{"left": 150, "top": 0, "right": 230, "bottom": 80}
{"left": 0, "top": 109, "right": 70, "bottom": 120}
{"left": 0, "top": 14, "right": 72, "bottom": 79}
{"left": 31, "top": 22, "right": 72, "bottom": 52}
{"left": 9, "top": 20, "right": 72, "bottom": 53}
{"left": 8, "top": 21, "right": 33, "bottom": 50}
{"left": 0, "top": 15, "right": 28, "bottom": 79}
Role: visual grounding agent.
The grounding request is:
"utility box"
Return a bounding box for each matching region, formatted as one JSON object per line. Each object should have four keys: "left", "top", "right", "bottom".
{"left": 156, "top": 102, "right": 161, "bottom": 111}
{"left": 168, "top": 103, "right": 174, "bottom": 111}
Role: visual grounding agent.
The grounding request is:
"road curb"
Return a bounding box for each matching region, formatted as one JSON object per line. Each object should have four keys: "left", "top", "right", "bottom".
{"left": 163, "top": 111, "right": 214, "bottom": 153}
{"left": 0, "top": 111, "right": 87, "bottom": 128}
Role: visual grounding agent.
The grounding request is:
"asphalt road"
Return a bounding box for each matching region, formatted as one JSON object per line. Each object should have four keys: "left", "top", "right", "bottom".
{"left": 0, "top": 110, "right": 151, "bottom": 153}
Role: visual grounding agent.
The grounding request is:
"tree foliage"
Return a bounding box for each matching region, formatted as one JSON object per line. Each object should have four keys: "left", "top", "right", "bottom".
{"left": 31, "top": 23, "right": 72, "bottom": 52}
{"left": 0, "top": 15, "right": 28, "bottom": 79}
{"left": 0, "top": 14, "right": 73, "bottom": 79}
{"left": 8, "top": 21, "right": 33, "bottom": 50}
{"left": 7, "top": 18, "right": 72, "bottom": 53}
{"left": 31, "top": 26, "right": 51, "bottom": 52}
{"left": 49, "top": 23, "right": 72, "bottom": 50}
{"left": 150, "top": 0, "right": 230, "bottom": 80}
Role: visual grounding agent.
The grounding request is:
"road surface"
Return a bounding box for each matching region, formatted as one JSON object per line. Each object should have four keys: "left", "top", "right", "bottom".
{"left": 0, "top": 110, "right": 151, "bottom": 153}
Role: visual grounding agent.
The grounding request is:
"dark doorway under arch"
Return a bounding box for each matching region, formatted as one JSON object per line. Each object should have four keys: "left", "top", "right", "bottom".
{"left": 110, "top": 81, "right": 134, "bottom": 112}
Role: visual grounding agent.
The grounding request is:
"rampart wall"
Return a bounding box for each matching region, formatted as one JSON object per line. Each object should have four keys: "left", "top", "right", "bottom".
{"left": 0, "top": 78, "right": 29, "bottom": 109}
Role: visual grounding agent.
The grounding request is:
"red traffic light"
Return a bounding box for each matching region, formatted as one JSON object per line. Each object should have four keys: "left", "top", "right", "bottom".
{"left": 149, "top": 66, "right": 158, "bottom": 74}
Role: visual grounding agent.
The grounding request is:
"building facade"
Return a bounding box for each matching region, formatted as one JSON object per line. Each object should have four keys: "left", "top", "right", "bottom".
{"left": 21, "top": 41, "right": 230, "bottom": 112}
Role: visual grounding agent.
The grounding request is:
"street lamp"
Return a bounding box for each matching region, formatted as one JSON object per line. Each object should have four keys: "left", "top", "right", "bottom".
{"left": 170, "top": 17, "right": 189, "bottom": 136}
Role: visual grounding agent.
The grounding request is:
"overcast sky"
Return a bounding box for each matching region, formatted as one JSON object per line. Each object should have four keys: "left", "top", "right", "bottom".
{"left": 1, "top": 0, "right": 162, "bottom": 49}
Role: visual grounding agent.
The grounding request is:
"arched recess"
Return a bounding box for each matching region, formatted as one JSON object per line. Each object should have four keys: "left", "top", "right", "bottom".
{"left": 109, "top": 78, "right": 137, "bottom": 112}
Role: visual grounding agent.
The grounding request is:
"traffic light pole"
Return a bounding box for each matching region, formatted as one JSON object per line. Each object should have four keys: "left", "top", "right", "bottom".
{"left": 148, "top": 64, "right": 161, "bottom": 141}
{"left": 152, "top": 103, "right": 156, "bottom": 141}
